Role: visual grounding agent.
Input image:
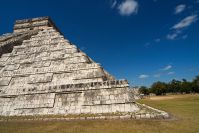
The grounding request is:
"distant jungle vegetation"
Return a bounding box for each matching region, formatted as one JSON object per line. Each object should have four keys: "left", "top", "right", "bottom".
{"left": 139, "top": 76, "right": 199, "bottom": 95}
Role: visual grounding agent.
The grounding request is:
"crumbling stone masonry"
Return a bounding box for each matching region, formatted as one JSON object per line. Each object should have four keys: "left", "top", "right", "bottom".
{"left": 0, "top": 17, "right": 168, "bottom": 118}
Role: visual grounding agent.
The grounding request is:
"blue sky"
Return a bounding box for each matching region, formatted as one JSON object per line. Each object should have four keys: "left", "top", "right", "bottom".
{"left": 0, "top": 0, "right": 199, "bottom": 86}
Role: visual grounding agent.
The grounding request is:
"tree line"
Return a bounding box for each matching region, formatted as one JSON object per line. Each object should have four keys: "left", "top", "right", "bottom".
{"left": 139, "top": 76, "right": 199, "bottom": 95}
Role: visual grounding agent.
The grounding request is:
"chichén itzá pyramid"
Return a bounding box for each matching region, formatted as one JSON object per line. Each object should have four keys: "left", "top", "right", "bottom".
{"left": 0, "top": 17, "right": 168, "bottom": 119}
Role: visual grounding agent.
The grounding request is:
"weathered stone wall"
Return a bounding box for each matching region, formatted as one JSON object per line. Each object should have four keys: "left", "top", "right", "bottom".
{"left": 0, "top": 85, "right": 139, "bottom": 116}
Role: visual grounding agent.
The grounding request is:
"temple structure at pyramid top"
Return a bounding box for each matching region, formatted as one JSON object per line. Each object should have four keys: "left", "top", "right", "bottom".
{"left": 0, "top": 17, "right": 168, "bottom": 118}
{"left": 13, "top": 16, "right": 61, "bottom": 33}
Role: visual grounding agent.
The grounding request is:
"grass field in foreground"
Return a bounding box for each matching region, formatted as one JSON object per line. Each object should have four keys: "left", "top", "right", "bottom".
{"left": 0, "top": 94, "right": 199, "bottom": 133}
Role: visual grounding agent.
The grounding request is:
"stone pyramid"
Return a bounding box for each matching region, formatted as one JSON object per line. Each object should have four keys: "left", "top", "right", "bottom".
{"left": 0, "top": 17, "right": 168, "bottom": 118}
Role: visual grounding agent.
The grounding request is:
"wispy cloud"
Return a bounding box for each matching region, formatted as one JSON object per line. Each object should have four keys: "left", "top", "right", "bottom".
{"left": 117, "top": 0, "right": 139, "bottom": 16}
{"left": 168, "top": 71, "right": 175, "bottom": 75}
{"left": 154, "top": 74, "right": 161, "bottom": 78}
{"left": 172, "top": 15, "right": 198, "bottom": 30}
{"left": 144, "top": 42, "right": 151, "bottom": 47}
{"left": 174, "top": 4, "right": 186, "bottom": 14}
{"left": 167, "top": 33, "right": 178, "bottom": 40}
{"left": 162, "top": 65, "right": 172, "bottom": 71}
{"left": 167, "top": 30, "right": 181, "bottom": 40}
{"left": 155, "top": 38, "right": 161, "bottom": 42}
{"left": 182, "top": 34, "right": 188, "bottom": 39}
{"left": 138, "top": 74, "right": 149, "bottom": 79}
{"left": 167, "top": 14, "right": 198, "bottom": 40}
{"left": 111, "top": 0, "right": 117, "bottom": 8}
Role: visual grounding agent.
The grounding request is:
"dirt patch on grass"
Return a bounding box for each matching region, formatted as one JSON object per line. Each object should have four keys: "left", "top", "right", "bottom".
{"left": 149, "top": 96, "right": 175, "bottom": 100}
{"left": 148, "top": 94, "right": 199, "bottom": 101}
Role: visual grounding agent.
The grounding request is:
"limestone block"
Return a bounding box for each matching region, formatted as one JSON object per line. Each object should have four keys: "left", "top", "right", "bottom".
{"left": 14, "top": 93, "right": 55, "bottom": 109}
{"left": 1, "top": 53, "right": 11, "bottom": 57}
{"left": 0, "top": 70, "right": 13, "bottom": 77}
{"left": 13, "top": 68, "right": 33, "bottom": 76}
{"left": 19, "top": 63, "right": 32, "bottom": 69}
{"left": 129, "top": 104, "right": 140, "bottom": 112}
{"left": 49, "top": 51, "right": 66, "bottom": 59}
{"left": 32, "top": 61, "right": 51, "bottom": 68}
{"left": 14, "top": 47, "right": 31, "bottom": 55}
{"left": 9, "top": 76, "right": 28, "bottom": 86}
{"left": 34, "top": 52, "right": 49, "bottom": 59}
{"left": 124, "top": 104, "right": 131, "bottom": 112}
{"left": 9, "top": 54, "right": 29, "bottom": 63}
{"left": 105, "top": 100, "right": 112, "bottom": 104}
{"left": 110, "top": 95, "right": 115, "bottom": 100}
{"left": 50, "top": 38, "right": 66, "bottom": 44}
{"left": 112, "top": 104, "right": 120, "bottom": 112}
{"left": 62, "top": 56, "right": 90, "bottom": 64}
{"left": 0, "top": 56, "right": 9, "bottom": 62}
{"left": 0, "top": 62, "right": 5, "bottom": 67}
{"left": 52, "top": 73, "right": 73, "bottom": 85}
{"left": 24, "top": 45, "right": 49, "bottom": 54}
{"left": 73, "top": 78, "right": 104, "bottom": 84}
{"left": 0, "top": 77, "right": 12, "bottom": 86}
{"left": 4, "top": 64, "right": 20, "bottom": 71}
{"left": 73, "top": 68, "right": 105, "bottom": 80}
{"left": 28, "top": 73, "right": 53, "bottom": 84}
{"left": 96, "top": 105, "right": 103, "bottom": 113}
{"left": 81, "top": 106, "right": 91, "bottom": 113}
{"left": 93, "top": 100, "right": 100, "bottom": 104}
{"left": 90, "top": 106, "right": 98, "bottom": 114}
{"left": 19, "top": 57, "right": 35, "bottom": 64}
{"left": 56, "top": 43, "right": 75, "bottom": 50}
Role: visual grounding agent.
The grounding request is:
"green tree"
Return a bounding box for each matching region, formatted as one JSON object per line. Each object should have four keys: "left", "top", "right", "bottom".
{"left": 168, "top": 79, "right": 181, "bottom": 93}
{"left": 192, "top": 76, "right": 199, "bottom": 93}
{"left": 180, "top": 79, "right": 192, "bottom": 93}
{"left": 150, "top": 81, "right": 167, "bottom": 95}
{"left": 139, "top": 86, "right": 149, "bottom": 95}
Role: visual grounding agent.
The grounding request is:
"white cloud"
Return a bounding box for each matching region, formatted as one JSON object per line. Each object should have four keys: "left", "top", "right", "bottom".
{"left": 155, "top": 38, "right": 160, "bottom": 42}
{"left": 139, "top": 74, "right": 149, "bottom": 79}
{"left": 168, "top": 72, "right": 175, "bottom": 75}
{"left": 182, "top": 34, "right": 188, "bottom": 39}
{"left": 118, "top": 0, "right": 139, "bottom": 16}
{"left": 167, "top": 33, "right": 178, "bottom": 40}
{"left": 167, "top": 15, "right": 198, "bottom": 40}
{"left": 144, "top": 42, "right": 150, "bottom": 47}
{"left": 174, "top": 4, "right": 186, "bottom": 14}
{"left": 154, "top": 74, "right": 161, "bottom": 78}
{"left": 162, "top": 65, "right": 172, "bottom": 71}
{"left": 167, "top": 30, "right": 182, "bottom": 40}
{"left": 172, "top": 15, "right": 198, "bottom": 30}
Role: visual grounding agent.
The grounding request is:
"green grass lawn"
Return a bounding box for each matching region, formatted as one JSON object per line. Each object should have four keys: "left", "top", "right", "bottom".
{"left": 0, "top": 94, "right": 199, "bottom": 133}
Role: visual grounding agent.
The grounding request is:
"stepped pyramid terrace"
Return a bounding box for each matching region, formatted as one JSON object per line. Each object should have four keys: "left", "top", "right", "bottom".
{"left": 0, "top": 17, "right": 168, "bottom": 119}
